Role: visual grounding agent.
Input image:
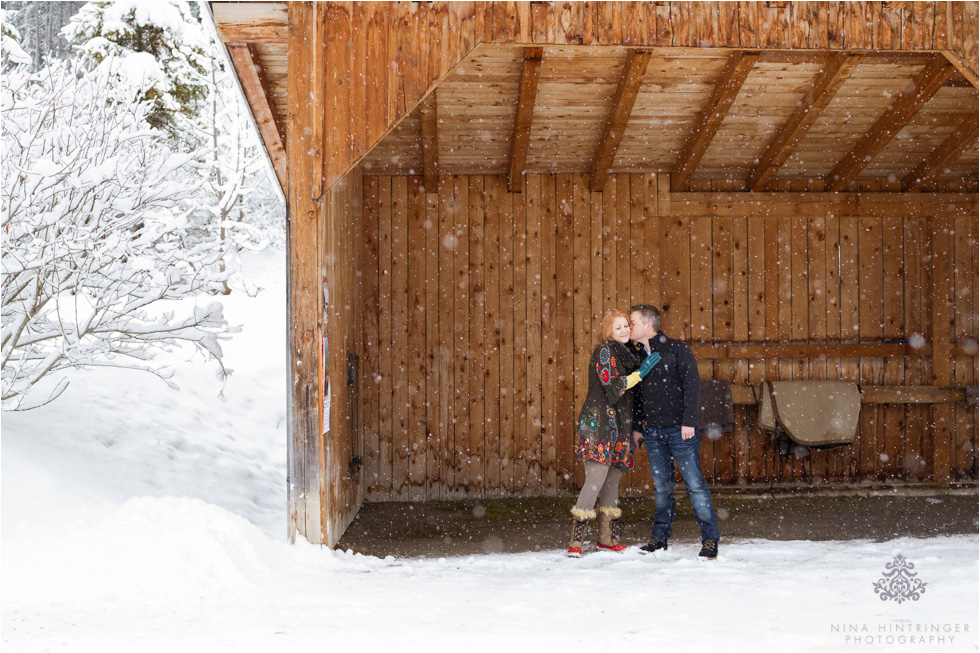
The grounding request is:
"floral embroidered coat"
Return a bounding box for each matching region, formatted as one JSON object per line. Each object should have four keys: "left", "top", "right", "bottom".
{"left": 575, "top": 341, "right": 640, "bottom": 471}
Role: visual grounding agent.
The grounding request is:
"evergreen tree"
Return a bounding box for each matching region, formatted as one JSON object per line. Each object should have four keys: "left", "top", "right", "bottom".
{"left": 1, "top": 8, "right": 33, "bottom": 68}
{"left": 62, "top": 1, "right": 210, "bottom": 143}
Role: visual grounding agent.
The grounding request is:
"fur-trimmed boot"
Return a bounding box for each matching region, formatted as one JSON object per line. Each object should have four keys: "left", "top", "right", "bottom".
{"left": 597, "top": 506, "right": 628, "bottom": 552}
{"left": 567, "top": 507, "right": 596, "bottom": 557}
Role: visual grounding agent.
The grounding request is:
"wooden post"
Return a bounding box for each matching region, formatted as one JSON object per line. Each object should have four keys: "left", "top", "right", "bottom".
{"left": 286, "top": 2, "right": 327, "bottom": 544}
{"left": 930, "top": 214, "right": 953, "bottom": 486}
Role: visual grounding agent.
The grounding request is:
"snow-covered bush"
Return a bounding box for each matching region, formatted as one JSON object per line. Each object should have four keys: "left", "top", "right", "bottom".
{"left": 1, "top": 58, "right": 236, "bottom": 410}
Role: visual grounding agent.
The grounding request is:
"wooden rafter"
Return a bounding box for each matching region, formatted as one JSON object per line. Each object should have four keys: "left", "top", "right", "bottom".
{"left": 941, "top": 50, "right": 980, "bottom": 89}
{"left": 507, "top": 47, "right": 543, "bottom": 193}
{"left": 216, "top": 23, "right": 289, "bottom": 43}
{"left": 420, "top": 94, "right": 439, "bottom": 191}
{"left": 216, "top": 25, "right": 289, "bottom": 43}
{"left": 746, "top": 53, "right": 863, "bottom": 191}
{"left": 825, "top": 57, "right": 956, "bottom": 192}
{"left": 670, "top": 52, "right": 758, "bottom": 192}
{"left": 901, "top": 113, "right": 980, "bottom": 192}
{"left": 228, "top": 43, "right": 287, "bottom": 191}
{"left": 589, "top": 50, "right": 651, "bottom": 191}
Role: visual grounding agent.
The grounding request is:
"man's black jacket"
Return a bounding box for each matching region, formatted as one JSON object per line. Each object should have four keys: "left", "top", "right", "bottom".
{"left": 629, "top": 333, "right": 701, "bottom": 431}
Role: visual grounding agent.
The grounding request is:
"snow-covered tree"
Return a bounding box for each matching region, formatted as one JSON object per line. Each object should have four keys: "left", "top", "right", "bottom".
{"left": 3, "top": 2, "right": 84, "bottom": 69}
{"left": 182, "top": 43, "right": 285, "bottom": 292}
{"left": 1, "top": 58, "right": 235, "bottom": 410}
{"left": 59, "top": 1, "right": 283, "bottom": 281}
{"left": 1, "top": 9, "right": 33, "bottom": 69}
{"left": 61, "top": 0, "right": 210, "bottom": 143}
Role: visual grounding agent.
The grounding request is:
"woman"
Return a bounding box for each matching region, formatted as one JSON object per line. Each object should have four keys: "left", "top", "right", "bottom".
{"left": 568, "top": 309, "right": 659, "bottom": 557}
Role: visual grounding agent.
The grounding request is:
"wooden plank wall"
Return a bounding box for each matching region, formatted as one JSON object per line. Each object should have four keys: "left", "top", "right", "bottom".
{"left": 286, "top": 1, "right": 980, "bottom": 190}
{"left": 362, "top": 173, "right": 978, "bottom": 500}
{"left": 279, "top": 1, "right": 978, "bottom": 543}
{"left": 321, "top": 171, "right": 365, "bottom": 545}
{"left": 287, "top": 3, "right": 365, "bottom": 548}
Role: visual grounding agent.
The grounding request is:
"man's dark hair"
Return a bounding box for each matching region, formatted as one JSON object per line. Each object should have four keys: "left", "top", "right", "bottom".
{"left": 630, "top": 304, "right": 661, "bottom": 332}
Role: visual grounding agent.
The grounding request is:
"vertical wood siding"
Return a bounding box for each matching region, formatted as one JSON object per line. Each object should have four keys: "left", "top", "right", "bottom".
{"left": 321, "top": 172, "right": 365, "bottom": 543}
{"left": 361, "top": 173, "right": 977, "bottom": 500}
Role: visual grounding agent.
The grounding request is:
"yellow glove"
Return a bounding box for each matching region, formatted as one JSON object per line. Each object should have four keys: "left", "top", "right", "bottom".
{"left": 626, "top": 372, "right": 642, "bottom": 389}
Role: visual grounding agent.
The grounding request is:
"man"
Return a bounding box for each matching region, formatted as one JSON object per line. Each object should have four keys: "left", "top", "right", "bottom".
{"left": 628, "top": 304, "right": 720, "bottom": 559}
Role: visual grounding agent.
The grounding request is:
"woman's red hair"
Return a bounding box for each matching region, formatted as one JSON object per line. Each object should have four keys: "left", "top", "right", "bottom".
{"left": 599, "top": 309, "right": 629, "bottom": 342}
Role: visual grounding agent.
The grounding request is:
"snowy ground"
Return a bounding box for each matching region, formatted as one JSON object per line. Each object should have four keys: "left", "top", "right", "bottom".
{"left": 3, "top": 250, "right": 978, "bottom": 652}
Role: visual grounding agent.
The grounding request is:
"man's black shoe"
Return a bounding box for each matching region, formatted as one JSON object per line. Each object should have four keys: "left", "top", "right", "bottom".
{"left": 639, "top": 539, "right": 668, "bottom": 554}
{"left": 699, "top": 539, "right": 718, "bottom": 559}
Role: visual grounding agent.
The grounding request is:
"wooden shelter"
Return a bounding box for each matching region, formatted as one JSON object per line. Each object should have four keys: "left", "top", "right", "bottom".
{"left": 208, "top": 1, "right": 980, "bottom": 547}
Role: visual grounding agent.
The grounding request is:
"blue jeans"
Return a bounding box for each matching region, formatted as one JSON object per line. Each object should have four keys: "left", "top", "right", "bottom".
{"left": 643, "top": 425, "right": 720, "bottom": 543}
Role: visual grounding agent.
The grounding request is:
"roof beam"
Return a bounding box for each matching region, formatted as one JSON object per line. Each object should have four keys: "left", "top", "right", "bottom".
{"left": 216, "top": 23, "right": 289, "bottom": 43}
{"left": 420, "top": 93, "right": 439, "bottom": 191}
{"left": 901, "top": 113, "right": 980, "bottom": 192}
{"left": 671, "top": 51, "right": 759, "bottom": 192}
{"left": 507, "top": 47, "right": 543, "bottom": 193}
{"left": 747, "top": 53, "right": 863, "bottom": 191}
{"left": 825, "top": 57, "right": 956, "bottom": 192}
{"left": 227, "top": 43, "right": 287, "bottom": 190}
{"left": 941, "top": 50, "right": 979, "bottom": 89}
{"left": 589, "top": 49, "right": 651, "bottom": 191}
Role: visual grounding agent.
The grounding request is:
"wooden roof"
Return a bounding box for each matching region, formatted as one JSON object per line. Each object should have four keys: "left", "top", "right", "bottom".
{"left": 209, "top": 1, "right": 980, "bottom": 193}
{"left": 359, "top": 45, "right": 978, "bottom": 189}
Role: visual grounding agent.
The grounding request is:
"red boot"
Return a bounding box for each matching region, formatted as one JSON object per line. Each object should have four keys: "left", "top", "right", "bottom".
{"left": 597, "top": 506, "right": 628, "bottom": 552}
{"left": 567, "top": 508, "right": 595, "bottom": 557}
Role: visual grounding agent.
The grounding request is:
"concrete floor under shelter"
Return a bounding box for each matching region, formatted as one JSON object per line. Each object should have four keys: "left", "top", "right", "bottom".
{"left": 336, "top": 489, "right": 979, "bottom": 558}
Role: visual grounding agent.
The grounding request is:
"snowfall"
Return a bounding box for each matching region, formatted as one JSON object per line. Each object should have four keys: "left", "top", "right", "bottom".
{"left": 2, "top": 250, "right": 978, "bottom": 653}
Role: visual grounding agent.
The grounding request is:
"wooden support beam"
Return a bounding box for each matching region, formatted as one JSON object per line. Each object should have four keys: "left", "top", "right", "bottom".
{"left": 859, "top": 387, "right": 967, "bottom": 404}
{"left": 671, "top": 52, "right": 758, "bottom": 192}
{"left": 747, "top": 53, "right": 863, "bottom": 191}
{"left": 286, "top": 2, "right": 327, "bottom": 544}
{"left": 689, "top": 340, "right": 976, "bottom": 360}
{"left": 589, "top": 49, "right": 651, "bottom": 191}
{"left": 507, "top": 47, "right": 543, "bottom": 193}
{"left": 420, "top": 94, "right": 439, "bottom": 192}
{"left": 211, "top": 1, "right": 288, "bottom": 42}
{"left": 216, "top": 23, "right": 289, "bottom": 43}
{"left": 691, "top": 343, "right": 905, "bottom": 360}
{"left": 901, "top": 113, "right": 980, "bottom": 192}
{"left": 941, "top": 50, "right": 980, "bottom": 90}
{"left": 668, "top": 192, "right": 978, "bottom": 218}
{"left": 825, "top": 57, "right": 956, "bottom": 192}
{"left": 730, "top": 385, "right": 968, "bottom": 405}
{"left": 227, "top": 43, "right": 287, "bottom": 191}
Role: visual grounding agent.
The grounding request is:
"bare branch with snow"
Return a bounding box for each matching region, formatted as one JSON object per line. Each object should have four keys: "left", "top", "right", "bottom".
{"left": 2, "top": 58, "right": 237, "bottom": 410}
